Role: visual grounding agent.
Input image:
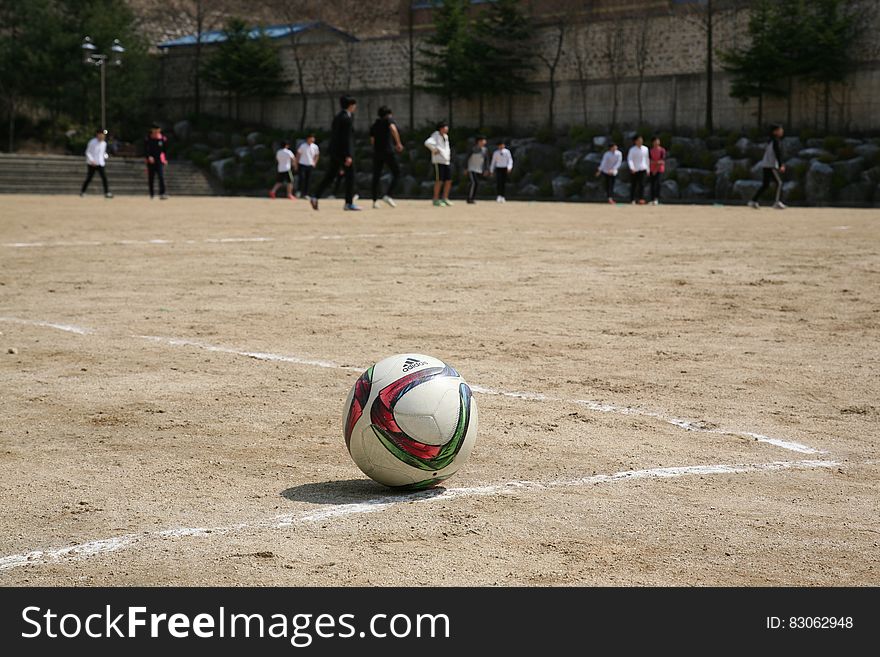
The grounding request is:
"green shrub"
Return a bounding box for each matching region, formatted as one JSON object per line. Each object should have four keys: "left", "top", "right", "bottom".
{"left": 730, "top": 165, "right": 751, "bottom": 182}
{"left": 536, "top": 125, "right": 555, "bottom": 143}
{"left": 538, "top": 182, "right": 553, "bottom": 198}
{"left": 568, "top": 125, "right": 594, "bottom": 145}
{"left": 567, "top": 175, "right": 586, "bottom": 195}
{"left": 823, "top": 135, "right": 845, "bottom": 152}
{"left": 837, "top": 146, "right": 856, "bottom": 160}
{"left": 698, "top": 151, "right": 715, "bottom": 169}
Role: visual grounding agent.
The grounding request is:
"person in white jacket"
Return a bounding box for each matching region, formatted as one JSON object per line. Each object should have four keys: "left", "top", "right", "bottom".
{"left": 489, "top": 140, "right": 514, "bottom": 202}
{"left": 626, "top": 135, "right": 649, "bottom": 205}
{"left": 80, "top": 128, "right": 112, "bottom": 198}
{"left": 595, "top": 143, "right": 622, "bottom": 204}
{"left": 424, "top": 121, "right": 453, "bottom": 207}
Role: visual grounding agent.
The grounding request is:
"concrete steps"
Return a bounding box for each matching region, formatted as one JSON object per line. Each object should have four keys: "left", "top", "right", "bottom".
{"left": 0, "top": 153, "right": 217, "bottom": 196}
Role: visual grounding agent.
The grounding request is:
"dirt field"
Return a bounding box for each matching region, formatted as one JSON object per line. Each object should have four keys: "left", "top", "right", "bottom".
{"left": 0, "top": 194, "right": 877, "bottom": 586}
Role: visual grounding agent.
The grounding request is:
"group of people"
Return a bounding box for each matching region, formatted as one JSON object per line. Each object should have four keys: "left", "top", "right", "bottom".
{"left": 595, "top": 135, "right": 667, "bottom": 206}
{"left": 80, "top": 123, "right": 169, "bottom": 199}
{"left": 273, "top": 95, "right": 518, "bottom": 211}
{"left": 594, "top": 124, "right": 788, "bottom": 209}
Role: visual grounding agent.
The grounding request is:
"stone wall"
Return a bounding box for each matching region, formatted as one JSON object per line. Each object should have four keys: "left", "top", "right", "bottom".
{"left": 155, "top": 6, "right": 880, "bottom": 134}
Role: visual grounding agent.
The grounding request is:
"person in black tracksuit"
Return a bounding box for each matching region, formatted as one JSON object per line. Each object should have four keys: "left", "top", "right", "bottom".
{"left": 750, "top": 124, "right": 787, "bottom": 209}
{"left": 145, "top": 123, "right": 168, "bottom": 199}
{"left": 311, "top": 95, "right": 359, "bottom": 211}
{"left": 369, "top": 106, "right": 403, "bottom": 208}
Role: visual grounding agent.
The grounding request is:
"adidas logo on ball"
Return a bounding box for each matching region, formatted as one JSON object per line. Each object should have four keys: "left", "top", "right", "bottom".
{"left": 402, "top": 357, "right": 428, "bottom": 372}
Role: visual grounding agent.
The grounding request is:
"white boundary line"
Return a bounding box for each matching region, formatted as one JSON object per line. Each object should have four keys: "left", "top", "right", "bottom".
{"left": 0, "top": 459, "right": 836, "bottom": 573}
{"left": 0, "top": 316, "right": 824, "bottom": 454}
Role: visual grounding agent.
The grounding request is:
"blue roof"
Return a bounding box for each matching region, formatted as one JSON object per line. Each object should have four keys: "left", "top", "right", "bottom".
{"left": 158, "top": 21, "right": 355, "bottom": 49}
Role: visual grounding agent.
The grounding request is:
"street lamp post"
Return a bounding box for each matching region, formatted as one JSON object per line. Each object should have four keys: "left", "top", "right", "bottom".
{"left": 81, "top": 37, "right": 125, "bottom": 131}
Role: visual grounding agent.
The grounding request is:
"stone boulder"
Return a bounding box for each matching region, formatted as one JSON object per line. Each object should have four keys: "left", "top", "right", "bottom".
{"left": 660, "top": 179, "right": 679, "bottom": 200}
{"left": 781, "top": 136, "right": 803, "bottom": 156}
{"left": 733, "top": 137, "right": 752, "bottom": 157}
{"left": 676, "top": 168, "right": 713, "bottom": 187}
{"left": 562, "top": 149, "right": 585, "bottom": 172}
{"left": 733, "top": 179, "right": 762, "bottom": 200}
{"left": 664, "top": 157, "right": 679, "bottom": 174}
{"left": 613, "top": 180, "right": 630, "bottom": 200}
{"left": 173, "top": 120, "right": 191, "bottom": 141}
{"left": 798, "top": 147, "right": 831, "bottom": 160}
{"left": 783, "top": 157, "right": 806, "bottom": 173}
{"left": 715, "top": 156, "right": 735, "bottom": 176}
{"left": 552, "top": 175, "right": 573, "bottom": 199}
{"left": 400, "top": 175, "right": 417, "bottom": 196}
{"left": 861, "top": 166, "right": 880, "bottom": 187}
{"left": 592, "top": 135, "right": 609, "bottom": 149}
{"left": 246, "top": 131, "right": 262, "bottom": 146}
{"left": 805, "top": 160, "right": 833, "bottom": 205}
{"left": 210, "top": 157, "right": 235, "bottom": 181}
{"left": 838, "top": 182, "right": 871, "bottom": 205}
{"left": 234, "top": 146, "right": 251, "bottom": 160}
{"left": 230, "top": 134, "right": 246, "bottom": 148}
{"left": 576, "top": 152, "right": 603, "bottom": 177}
{"left": 581, "top": 181, "right": 606, "bottom": 202}
{"left": 805, "top": 138, "right": 824, "bottom": 149}
{"left": 518, "top": 183, "right": 540, "bottom": 198}
{"left": 514, "top": 142, "right": 562, "bottom": 171}
{"left": 252, "top": 144, "right": 270, "bottom": 161}
{"left": 208, "top": 131, "right": 226, "bottom": 147}
{"left": 781, "top": 181, "right": 801, "bottom": 203}
{"left": 854, "top": 143, "right": 880, "bottom": 161}
{"left": 831, "top": 157, "right": 865, "bottom": 183}
{"left": 683, "top": 182, "right": 712, "bottom": 200}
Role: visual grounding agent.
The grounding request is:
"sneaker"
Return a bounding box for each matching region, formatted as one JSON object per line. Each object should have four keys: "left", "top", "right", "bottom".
{"left": 638, "top": 199, "right": 646, "bottom": 205}
{"left": 353, "top": 194, "right": 360, "bottom": 203}
{"left": 287, "top": 194, "right": 296, "bottom": 201}
{"left": 309, "top": 196, "right": 319, "bottom": 210}
{"left": 748, "top": 200, "right": 760, "bottom": 209}
{"left": 372, "top": 200, "right": 380, "bottom": 209}
{"left": 382, "top": 195, "right": 397, "bottom": 208}
{"left": 268, "top": 190, "right": 276, "bottom": 199}
{"left": 105, "top": 192, "right": 113, "bottom": 199}
{"left": 496, "top": 196, "right": 503, "bottom": 203}
{"left": 607, "top": 198, "right": 615, "bottom": 205}
{"left": 295, "top": 191, "right": 302, "bottom": 199}
{"left": 466, "top": 200, "right": 475, "bottom": 204}
{"left": 773, "top": 201, "right": 787, "bottom": 210}
{"left": 433, "top": 200, "right": 442, "bottom": 207}
{"left": 344, "top": 203, "right": 362, "bottom": 211}
{"left": 440, "top": 199, "right": 453, "bottom": 207}
{"left": 652, "top": 199, "right": 659, "bottom": 206}
{"left": 80, "top": 193, "right": 85, "bottom": 197}
{"left": 160, "top": 194, "right": 169, "bottom": 200}
{"left": 500, "top": 196, "right": 506, "bottom": 203}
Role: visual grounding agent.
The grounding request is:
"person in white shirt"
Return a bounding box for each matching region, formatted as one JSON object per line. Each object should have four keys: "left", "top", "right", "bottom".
{"left": 627, "top": 135, "right": 649, "bottom": 204}
{"left": 424, "top": 121, "right": 453, "bottom": 207}
{"left": 595, "top": 143, "right": 622, "bottom": 204}
{"left": 490, "top": 140, "right": 513, "bottom": 202}
{"left": 269, "top": 140, "right": 297, "bottom": 200}
{"left": 80, "top": 128, "right": 112, "bottom": 198}
{"left": 296, "top": 134, "right": 320, "bottom": 198}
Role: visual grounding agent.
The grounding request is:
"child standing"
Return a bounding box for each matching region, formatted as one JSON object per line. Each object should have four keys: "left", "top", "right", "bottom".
{"left": 424, "top": 121, "right": 453, "bottom": 207}
{"left": 80, "top": 128, "right": 112, "bottom": 198}
{"left": 296, "top": 134, "right": 319, "bottom": 198}
{"left": 270, "top": 140, "right": 297, "bottom": 200}
{"left": 466, "top": 135, "right": 489, "bottom": 204}
{"left": 490, "top": 140, "right": 513, "bottom": 203}
{"left": 595, "top": 143, "right": 622, "bottom": 204}
{"left": 627, "top": 135, "right": 649, "bottom": 205}
{"left": 749, "top": 124, "right": 787, "bottom": 210}
{"left": 648, "top": 136, "right": 667, "bottom": 205}
{"left": 145, "top": 123, "right": 169, "bottom": 200}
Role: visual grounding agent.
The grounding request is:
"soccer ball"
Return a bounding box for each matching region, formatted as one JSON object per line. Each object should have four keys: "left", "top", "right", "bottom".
{"left": 343, "top": 353, "right": 478, "bottom": 489}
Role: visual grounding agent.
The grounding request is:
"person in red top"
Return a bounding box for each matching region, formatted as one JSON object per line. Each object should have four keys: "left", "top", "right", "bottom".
{"left": 145, "top": 123, "right": 169, "bottom": 199}
{"left": 648, "top": 136, "right": 667, "bottom": 205}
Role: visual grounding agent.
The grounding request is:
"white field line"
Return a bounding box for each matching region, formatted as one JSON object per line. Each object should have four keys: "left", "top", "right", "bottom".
{"left": 0, "top": 316, "right": 93, "bottom": 335}
{"left": 0, "top": 459, "right": 836, "bottom": 573}
{"left": 0, "top": 316, "right": 824, "bottom": 455}
{"left": 1, "top": 230, "right": 454, "bottom": 249}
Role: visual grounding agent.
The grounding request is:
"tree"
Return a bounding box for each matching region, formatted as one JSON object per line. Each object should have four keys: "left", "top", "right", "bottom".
{"left": 801, "top": 0, "right": 861, "bottom": 133}
{"left": 202, "top": 18, "right": 284, "bottom": 121}
{"left": 720, "top": 0, "right": 786, "bottom": 129}
{"left": 633, "top": 16, "right": 650, "bottom": 126}
{"left": 418, "top": 0, "right": 475, "bottom": 125}
{"left": 601, "top": 21, "right": 627, "bottom": 130}
{"left": 476, "top": 0, "right": 536, "bottom": 129}
{"left": 536, "top": 20, "right": 566, "bottom": 131}
{"left": 678, "top": 0, "right": 717, "bottom": 133}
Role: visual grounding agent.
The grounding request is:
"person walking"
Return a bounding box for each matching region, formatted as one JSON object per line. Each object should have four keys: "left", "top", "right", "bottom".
{"left": 466, "top": 135, "right": 489, "bottom": 204}
{"left": 424, "top": 121, "right": 453, "bottom": 207}
{"left": 627, "top": 135, "right": 649, "bottom": 205}
{"left": 648, "top": 136, "right": 667, "bottom": 205}
{"left": 80, "top": 129, "right": 112, "bottom": 198}
{"left": 145, "top": 123, "right": 169, "bottom": 200}
{"left": 296, "top": 134, "right": 319, "bottom": 198}
{"left": 490, "top": 140, "right": 513, "bottom": 203}
{"left": 369, "top": 106, "right": 404, "bottom": 208}
{"left": 269, "top": 140, "right": 297, "bottom": 200}
{"left": 595, "top": 142, "right": 622, "bottom": 204}
{"left": 310, "top": 95, "right": 359, "bottom": 211}
{"left": 749, "top": 124, "right": 787, "bottom": 210}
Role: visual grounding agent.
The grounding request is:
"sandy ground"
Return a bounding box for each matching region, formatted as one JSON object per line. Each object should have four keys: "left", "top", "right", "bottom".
{"left": 0, "top": 195, "right": 877, "bottom": 586}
